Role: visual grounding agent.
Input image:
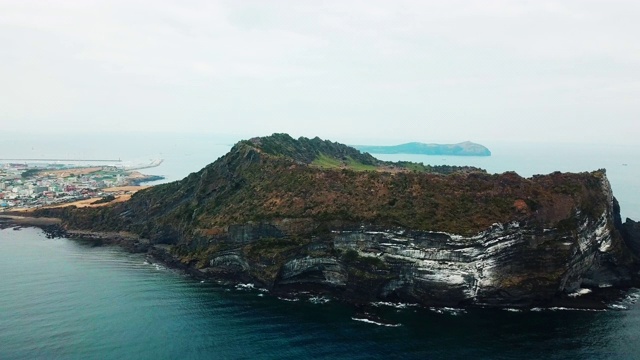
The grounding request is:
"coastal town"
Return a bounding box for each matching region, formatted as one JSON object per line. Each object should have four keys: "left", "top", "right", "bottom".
{"left": 0, "top": 161, "right": 163, "bottom": 211}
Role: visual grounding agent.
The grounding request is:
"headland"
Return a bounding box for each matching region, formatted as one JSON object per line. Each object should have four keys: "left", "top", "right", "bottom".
{"left": 7, "top": 134, "right": 640, "bottom": 310}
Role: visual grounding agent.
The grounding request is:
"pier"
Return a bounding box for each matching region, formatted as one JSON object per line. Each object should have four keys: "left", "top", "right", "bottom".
{"left": 0, "top": 158, "right": 122, "bottom": 162}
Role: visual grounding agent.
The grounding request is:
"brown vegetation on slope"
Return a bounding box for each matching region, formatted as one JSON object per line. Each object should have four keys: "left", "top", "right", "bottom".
{"left": 31, "top": 135, "right": 608, "bottom": 240}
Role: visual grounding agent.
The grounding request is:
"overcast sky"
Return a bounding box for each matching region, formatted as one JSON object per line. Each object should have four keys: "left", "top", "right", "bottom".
{"left": 1, "top": 0, "right": 638, "bottom": 144}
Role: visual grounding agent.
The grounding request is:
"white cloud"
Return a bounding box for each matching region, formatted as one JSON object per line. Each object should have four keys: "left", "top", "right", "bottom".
{"left": 0, "top": 0, "right": 638, "bottom": 143}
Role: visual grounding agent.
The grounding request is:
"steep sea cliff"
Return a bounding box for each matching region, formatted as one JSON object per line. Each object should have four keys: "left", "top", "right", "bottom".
{"left": 25, "top": 134, "right": 640, "bottom": 309}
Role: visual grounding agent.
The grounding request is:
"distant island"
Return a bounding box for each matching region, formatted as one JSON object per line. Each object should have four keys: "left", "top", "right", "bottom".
{"left": 354, "top": 141, "right": 491, "bottom": 156}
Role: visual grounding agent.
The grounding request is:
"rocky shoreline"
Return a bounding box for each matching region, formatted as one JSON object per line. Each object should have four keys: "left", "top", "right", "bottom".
{"left": 127, "top": 174, "right": 165, "bottom": 186}
{"left": 2, "top": 214, "right": 638, "bottom": 312}
{"left": 1, "top": 215, "right": 208, "bottom": 280}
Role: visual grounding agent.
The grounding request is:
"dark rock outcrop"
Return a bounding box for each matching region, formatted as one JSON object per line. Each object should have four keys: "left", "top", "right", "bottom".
{"left": 622, "top": 218, "right": 640, "bottom": 257}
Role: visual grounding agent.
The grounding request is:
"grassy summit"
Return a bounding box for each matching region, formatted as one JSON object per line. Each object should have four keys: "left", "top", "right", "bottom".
{"left": 242, "top": 133, "right": 380, "bottom": 167}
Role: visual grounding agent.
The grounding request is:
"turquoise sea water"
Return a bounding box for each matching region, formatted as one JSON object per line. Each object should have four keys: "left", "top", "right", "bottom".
{"left": 2, "top": 227, "right": 640, "bottom": 359}
{"left": 1, "top": 134, "right": 640, "bottom": 359}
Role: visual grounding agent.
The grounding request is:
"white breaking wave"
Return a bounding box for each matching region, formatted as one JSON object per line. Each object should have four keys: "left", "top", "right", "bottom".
{"left": 371, "top": 301, "right": 419, "bottom": 309}
{"left": 623, "top": 289, "right": 640, "bottom": 304}
{"left": 503, "top": 308, "right": 523, "bottom": 312}
{"left": 532, "top": 307, "right": 606, "bottom": 312}
{"left": 277, "top": 297, "right": 300, "bottom": 302}
{"left": 235, "top": 283, "right": 255, "bottom": 290}
{"left": 351, "top": 317, "right": 402, "bottom": 327}
{"left": 309, "top": 296, "right": 330, "bottom": 304}
{"left": 429, "top": 307, "right": 467, "bottom": 315}
{"left": 568, "top": 288, "right": 593, "bottom": 297}
{"left": 604, "top": 289, "right": 640, "bottom": 310}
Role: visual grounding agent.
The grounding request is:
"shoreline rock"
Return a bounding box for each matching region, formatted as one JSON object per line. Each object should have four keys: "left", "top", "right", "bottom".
{"left": 4, "top": 216, "right": 638, "bottom": 311}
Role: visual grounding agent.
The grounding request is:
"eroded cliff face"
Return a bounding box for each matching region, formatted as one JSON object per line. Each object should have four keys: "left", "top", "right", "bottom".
{"left": 162, "top": 174, "right": 636, "bottom": 307}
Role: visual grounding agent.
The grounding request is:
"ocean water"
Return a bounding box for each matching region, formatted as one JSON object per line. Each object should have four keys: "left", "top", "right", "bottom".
{"left": 2, "top": 134, "right": 640, "bottom": 359}
{"left": 2, "top": 227, "right": 640, "bottom": 360}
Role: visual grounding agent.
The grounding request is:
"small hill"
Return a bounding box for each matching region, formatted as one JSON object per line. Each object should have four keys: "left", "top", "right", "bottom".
{"left": 244, "top": 134, "right": 379, "bottom": 166}
{"left": 354, "top": 141, "right": 491, "bottom": 156}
